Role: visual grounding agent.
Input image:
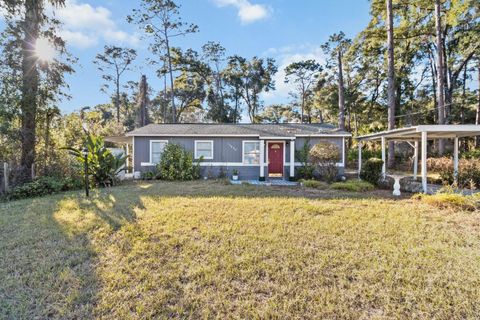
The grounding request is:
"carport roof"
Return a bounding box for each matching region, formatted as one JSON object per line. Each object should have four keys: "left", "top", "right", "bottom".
{"left": 356, "top": 125, "right": 480, "bottom": 142}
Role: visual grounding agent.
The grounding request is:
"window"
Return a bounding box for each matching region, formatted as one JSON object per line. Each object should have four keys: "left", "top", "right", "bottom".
{"left": 150, "top": 140, "right": 167, "bottom": 164}
{"left": 195, "top": 140, "right": 213, "bottom": 159}
{"left": 243, "top": 141, "right": 260, "bottom": 165}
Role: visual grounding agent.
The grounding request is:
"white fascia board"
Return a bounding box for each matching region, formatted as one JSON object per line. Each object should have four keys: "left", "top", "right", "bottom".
{"left": 295, "top": 134, "right": 352, "bottom": 138}
{"left": 416, "top": 125, "right": 480, "bottom": 133}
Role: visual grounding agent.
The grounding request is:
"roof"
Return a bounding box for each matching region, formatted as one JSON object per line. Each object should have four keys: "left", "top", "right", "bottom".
{"left": 356, "top": 125, "right": 480, "bottom": 142}
{"left": 125, "top": 123, "right": 351, "bottom": 138}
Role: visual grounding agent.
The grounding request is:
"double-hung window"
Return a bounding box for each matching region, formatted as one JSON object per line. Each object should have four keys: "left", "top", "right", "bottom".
{"left": 150, "top": 140, "right": 167, "bottom": 164}
{"left": 243, "top": 141, "right": 260, "bottom": 165}
{"left": 195, "top": 140, "right": 214, "bottom": 159}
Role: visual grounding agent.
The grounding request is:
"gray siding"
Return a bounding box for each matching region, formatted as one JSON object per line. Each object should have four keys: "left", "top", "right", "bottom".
{"left": 133, "top": 135, "right": 346, "bottom": 178}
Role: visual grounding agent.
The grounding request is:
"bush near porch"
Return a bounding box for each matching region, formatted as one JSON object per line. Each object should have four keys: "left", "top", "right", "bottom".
{"left": 427, "top": 157, "right": 480, "bottom": 189}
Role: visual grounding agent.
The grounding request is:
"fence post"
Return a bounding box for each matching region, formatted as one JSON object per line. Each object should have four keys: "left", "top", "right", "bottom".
{"left": 4, "top": 162, "right": 9, "bottom": 193}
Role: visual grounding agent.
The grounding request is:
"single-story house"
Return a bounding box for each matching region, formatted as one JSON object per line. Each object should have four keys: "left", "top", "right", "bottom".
{"left": 115, "top": 123, "right": 351, "bottom": 180}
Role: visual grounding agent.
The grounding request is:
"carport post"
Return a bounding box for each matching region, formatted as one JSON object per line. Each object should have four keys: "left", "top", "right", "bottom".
{"left": 381, "top": 137, "right": 386, "bottom": 179}
{"left": 421, "top": 132, "right": 427, "bottom": 193}
{"left": 454, "top": 137, "right": 459, "bottom": 184}
{"left": 358, "top": 141, "right": 362, "bottom": 179}
{"left": 413, "top": 141, "right": 418, "bottom": 180}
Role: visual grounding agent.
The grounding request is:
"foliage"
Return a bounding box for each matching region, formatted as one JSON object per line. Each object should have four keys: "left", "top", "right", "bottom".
{"left": 427, "top": 157, "right": 480, "bottom": 188}
{"left": 299, "top": 179, "right": 328, "bottom": 189}
{"left": 8, "top": 176, "right": 81, "bottom": 200}
{"left": 295, "top": 138, "right": 315, "bottom": 180}
{"left": 309, "top": 142, "right": 340, "bottom": 182}
{"left": 462, "top": 149, "right": 480, "bottom": 160}
{"left": 330, "top": 180, "right": 375, "bottom": 192}
{"left": 347, "top": 148, "right": 382, "bottom": 162}
{"left": 232, "top": 169, "right": 239, "bottom": 176}
{"left": 360, "top": 158, "right": 384, "bottom": 185}
{"left": 65, "top": 135, "right": 127, "bottom": 187}
{"left": 157, "top": 143, "right": 201, "bottom": 181}
{"left": 415, "top": 187, "right": 480, "bottom": 211}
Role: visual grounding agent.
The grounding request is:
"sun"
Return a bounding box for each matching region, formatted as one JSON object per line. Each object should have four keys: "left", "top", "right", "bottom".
{"left": 35, "top": 38, "right": 56, "bottom": 62}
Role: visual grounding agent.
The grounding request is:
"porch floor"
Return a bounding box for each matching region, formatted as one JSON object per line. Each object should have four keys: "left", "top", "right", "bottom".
{"left": 230, "top": 179, "right": 298, "bottom": 186}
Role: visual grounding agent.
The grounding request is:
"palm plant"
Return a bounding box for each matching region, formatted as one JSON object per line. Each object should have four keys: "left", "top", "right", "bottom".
{"left": 65, "top": 135, "right": 127, "bottom": 187}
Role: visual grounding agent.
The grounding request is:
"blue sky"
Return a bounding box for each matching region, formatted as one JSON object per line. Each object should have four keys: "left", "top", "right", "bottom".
{"left": 53, "top": 0, "right": 372, "bottom": 113}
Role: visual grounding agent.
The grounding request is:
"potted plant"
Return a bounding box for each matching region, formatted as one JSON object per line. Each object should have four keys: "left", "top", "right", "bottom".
{"left": 232, "top": 169, "right": 239, "bottom": 181}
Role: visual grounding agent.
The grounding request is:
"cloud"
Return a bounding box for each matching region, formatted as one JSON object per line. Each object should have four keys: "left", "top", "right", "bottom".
{"left": 261, "top": 44, "right": 326, "bottom": 104}
{"left": 213, "top": 0, "right": 271, "bottom": 24}
{"left": 53, "top": 0, "right": 139, "bottom": 49}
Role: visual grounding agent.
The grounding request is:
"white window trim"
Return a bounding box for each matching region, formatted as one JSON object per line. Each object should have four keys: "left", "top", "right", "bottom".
{"left": 149, "top": 140, "right": 168, "bottom": 164}
{"left": 194, "top": 140, "right": 214, "bottom": 160}
{"left": 242, "top": 140, "right": 261, "bottom": 165}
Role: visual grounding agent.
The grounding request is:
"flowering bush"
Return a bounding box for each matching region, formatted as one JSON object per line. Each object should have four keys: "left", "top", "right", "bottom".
{"left": 309, "top": 142, "right": 340, "bottom": 182}
{"left": 427, "top": 157, "right": 480, "bottom": 189}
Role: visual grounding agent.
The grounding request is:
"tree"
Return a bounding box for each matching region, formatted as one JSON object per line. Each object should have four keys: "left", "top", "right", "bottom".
{"left": 128, "top": 0, "right": 198, "bottom": 123}
{"left": 284, "top": 60, "right": 322, "bottom": 123}
{"left": 435, "top": 0, "right": 447, "bottom": 154}
{"left": 224, "top": 55, "right": 278, "bottom": 122}
{"left": 259, "top": 104, "right": 295, "bottom": 123}
{"left": 135, "top": 75, "right": 151, "bottom": 128}
{"left": 322, "top": 32, "right": 351, "bottom": 131}
{"left": 93, "top": 45, "right": 137, "bottom": 123}
{"left": 386, "top": 0, "right": 396, "bottom": 168}
{"left": 1, "top": 0, "right": 74, "bottom": 184}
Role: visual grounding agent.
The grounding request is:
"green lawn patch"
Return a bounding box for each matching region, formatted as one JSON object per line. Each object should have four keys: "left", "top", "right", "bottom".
{"left": 1, "top": 180, "right": 480, "bottom": 318}
{"left": 330, "top": 179, "right": 375, "bottom": 192}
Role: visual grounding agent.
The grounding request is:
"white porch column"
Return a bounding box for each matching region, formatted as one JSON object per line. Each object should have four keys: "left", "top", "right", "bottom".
{"left": 126, "top": 144, "right": 130, "bottom": 172}
{"left": 381, "top": 137, "right": 386, "bottom": 179}
{"left": 454, "top": 137, "right": 459, "bottom": 184}
{"left": 290, "top": 139, "right": 295, "bottom": 179}
{"left": 413, "top": 141, "right": 418, "bottom": 180}
{"left": 358, "top": 141, "right": 362, "bottom": 179}
{"left": 259, "top": 139, "right": 265, "bottom": 180}
{"left": 421, "top": 132, "right": 428, "bottom": 193}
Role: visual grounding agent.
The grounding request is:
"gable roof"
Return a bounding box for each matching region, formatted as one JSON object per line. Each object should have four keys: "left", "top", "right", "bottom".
{"left": 126, "top": 123, "right": 351, "bottom": 138}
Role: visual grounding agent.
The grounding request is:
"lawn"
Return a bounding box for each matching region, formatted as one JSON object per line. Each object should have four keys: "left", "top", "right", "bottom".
{"left": 1, "top": 181, "right": 480, "bottom": 319}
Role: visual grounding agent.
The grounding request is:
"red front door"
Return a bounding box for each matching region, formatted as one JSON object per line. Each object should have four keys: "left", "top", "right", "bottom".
{"left": 268, "top": 142, "right": 284, "bottom": 177}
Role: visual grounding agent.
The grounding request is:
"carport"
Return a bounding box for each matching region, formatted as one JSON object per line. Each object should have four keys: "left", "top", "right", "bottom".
{"left": 356, "top": 125, "right": 480, "bottom": 193}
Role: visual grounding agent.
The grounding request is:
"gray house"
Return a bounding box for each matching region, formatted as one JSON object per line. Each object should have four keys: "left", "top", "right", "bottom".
{"left": 120, "top": 123, "right": 351, "bottom": 180}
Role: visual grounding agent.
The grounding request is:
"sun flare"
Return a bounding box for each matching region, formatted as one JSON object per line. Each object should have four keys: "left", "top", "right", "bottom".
{"left": 35, "top": 38, "right": 56, "bottom": 62}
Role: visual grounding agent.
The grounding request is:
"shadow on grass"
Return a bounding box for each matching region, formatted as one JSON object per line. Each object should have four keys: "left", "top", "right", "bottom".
{"left": 0, "top": 185, "right": 147, "bottom": 318}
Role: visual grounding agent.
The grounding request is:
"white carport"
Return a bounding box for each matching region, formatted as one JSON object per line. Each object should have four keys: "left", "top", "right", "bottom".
{"left": 356, "top": 125, "right": 480, "bottom": 193}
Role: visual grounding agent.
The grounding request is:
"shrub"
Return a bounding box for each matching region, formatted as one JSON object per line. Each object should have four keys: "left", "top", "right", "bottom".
{"left": 347, "top": 148, "right": 382, "bottom": 162}
{"left": 299, "top": 179, "right": 327, "bottom": 189}
{"left": 360, "top": 158, "right": 383, "bottom": 185}
{"left": 330, "top": 180, "right": 375, "bottom": 192}
{"left": 296, "top": 138, "right": 315, "bottom": 180}
{"left": 427, "top": 157, "right": 480, "bottom": 189}
{"left": 8, "top": 176, "right": 81, "bottom": 200}
{"left": 157, "top": 143, "right": 201, "bottom": 181}
{"left": 462, "top": 149, "right": 480, "bottom": 159}
{"left": 309, "top": 142, "right": 340, "bottom": 182}
{"left": 141, "top": 171, "right": 157, "bottom": 181}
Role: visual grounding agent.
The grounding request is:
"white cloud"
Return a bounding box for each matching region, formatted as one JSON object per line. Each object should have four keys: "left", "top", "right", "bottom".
{"left": 213, "top": 0, "right": 270, "bottom": 24}
{"left": 53, "top": 0, "right": 139, "bottom": 49}
{"left": 261, "top": 44, "right": 326, "bottom": 104}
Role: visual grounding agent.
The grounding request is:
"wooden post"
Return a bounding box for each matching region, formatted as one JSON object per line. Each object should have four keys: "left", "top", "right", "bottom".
{"left": 454, "top": 137, "right": 459, "bottom": 184}
{"left": 358, "top": 141, "right": 362, "bottom": 179}
{"left": 413, "top": 141, "right": 418, "bottom": 180}
{"left": 421, "top": 132, "right": 428, "bottom": 193}
{"left": 3, "top": 162, "right": 9, "bottom": 193}
{"left": 381, "top": 137, "right": 386, "bottom": 179}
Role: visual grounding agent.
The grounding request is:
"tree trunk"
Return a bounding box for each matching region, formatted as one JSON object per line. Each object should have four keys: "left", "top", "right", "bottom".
{"left": 165, "top": 32, "right": 176, "bottom": 123}
{"left": 386, "top": 0, "right": 396, "bottom": 169}
{"left": 115, "top": 71, "right": 121, "bottom": 123}
{"left": 337, "top": 50, "right": 346, "bottom": 131}
{"left": 435, "top": 0, "right": 446, "bottom": 155}
{"left": 18, "top": 0, "right": 41, "bottom": 184}
{"left": 476, "top": 63, "right": 480, "bottom": 148}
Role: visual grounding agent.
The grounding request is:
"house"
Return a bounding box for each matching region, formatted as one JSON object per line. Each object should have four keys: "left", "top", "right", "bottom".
{"left": 120, "top": 123, "right": 351, "bottom": 180}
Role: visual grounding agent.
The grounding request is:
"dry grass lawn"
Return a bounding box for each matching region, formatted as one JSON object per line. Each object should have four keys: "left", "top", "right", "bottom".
{"left": 1, "top": 180, "right": 480, "bottom": 319}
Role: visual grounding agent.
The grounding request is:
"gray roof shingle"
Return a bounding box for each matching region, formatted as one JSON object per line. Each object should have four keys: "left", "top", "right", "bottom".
{"left": 126, "top": 123, "right": 351, "bottom": 137}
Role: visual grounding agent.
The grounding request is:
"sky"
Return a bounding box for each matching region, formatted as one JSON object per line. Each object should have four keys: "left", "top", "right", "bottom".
{"left": 46, "top": 0, "right": 372, "bottom": 114}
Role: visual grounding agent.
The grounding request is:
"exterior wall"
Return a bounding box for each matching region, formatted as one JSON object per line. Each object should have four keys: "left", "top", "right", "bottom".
{"left": 133, "top": 135, "right": 346, "bottom": 179}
